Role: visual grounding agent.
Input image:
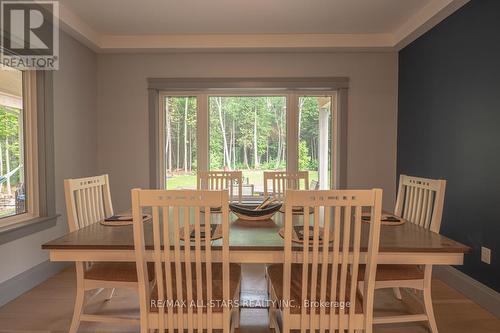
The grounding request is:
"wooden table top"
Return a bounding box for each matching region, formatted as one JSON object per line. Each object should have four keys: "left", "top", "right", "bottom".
{"left": 42, "top": 211, "right": 470, "bottom": 254}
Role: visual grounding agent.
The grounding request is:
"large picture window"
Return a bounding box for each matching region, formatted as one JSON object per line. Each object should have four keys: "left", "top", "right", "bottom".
{"left": 158, "top": 90, "right": 339, "bottom": 192}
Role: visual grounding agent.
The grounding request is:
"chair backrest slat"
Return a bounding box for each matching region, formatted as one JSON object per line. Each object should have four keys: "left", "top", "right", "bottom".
{"left": 394, "top": 175, "right": 446, "bottom": 233}
{"left": 64, "top": 174, "right": 114, "bottom": 232}
{"left": 197, "top": 171, "right": 243, "bottom": 203}
{"left": 132, "top": 189, "right": 230, "bottom": 332}
{"left": 349, "top": 205, "right": 363, "bottom": 327}
{"left": 300, "top": 208, "right": 310, "bottom": 329}
{"left": 281, "top": 189, "right": 382, "bottom": 332}
{"left": 204, "top": 205, "right": 214, "bottom": 332}
{"left": 170, "top": 206, "right": 183, "bottom": 332}
{"left": 318, "top": 205, "right": 331, "bottom": 332}
{"left": 263, "top": 171, "right": 309, "bottom": 199}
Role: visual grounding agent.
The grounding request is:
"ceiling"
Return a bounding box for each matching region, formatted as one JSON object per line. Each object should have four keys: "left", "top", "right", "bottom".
{"left": 57, "top": 0, "right": 470, "bottom": 52}
{"left": 61, "top": 0, "right": 431, "bottom": 34}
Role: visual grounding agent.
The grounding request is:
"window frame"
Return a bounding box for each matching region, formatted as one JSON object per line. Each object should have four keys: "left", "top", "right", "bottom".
{"left": 157, "top": 89, "right": 341, "bottom": 190}
{"left": 0, "top": 70, "right": 39, "bottom": 227}
{"left": 0, "top": 71, "right": 59, "bottom": 239}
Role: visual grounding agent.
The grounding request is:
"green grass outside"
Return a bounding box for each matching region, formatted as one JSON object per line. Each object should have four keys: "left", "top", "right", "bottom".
{"left": 0, "top": 207, "right": 15, "bottom": 218}
{"left": 166, "top": 170, "right": 318, "bottom": 189}
{"left": 166, "top": 173, "right": 197, "bottom": 189}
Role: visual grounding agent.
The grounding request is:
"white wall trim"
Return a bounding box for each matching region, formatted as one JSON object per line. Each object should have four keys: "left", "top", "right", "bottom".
{"left": 434, "top": 265, "right": 500, "bottom": 318}
{"left": 56, "top": 0, "right": 469, "bottom": 53}
{"left": 393, "top": 0, "right": 470, "bottom": 50}
{"left": 98, "top": 33, "right": 393, "bottom": 52}
{"left": 57, "top": 2, "right": 101, "bottom": 52}
{"left": 0, "top": 260, "right": 69, "bottom": 307}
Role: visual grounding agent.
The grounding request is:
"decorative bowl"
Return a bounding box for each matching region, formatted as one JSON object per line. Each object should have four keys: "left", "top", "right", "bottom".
{"left": 229, "top": 202, "right": 282, "bottom": 221}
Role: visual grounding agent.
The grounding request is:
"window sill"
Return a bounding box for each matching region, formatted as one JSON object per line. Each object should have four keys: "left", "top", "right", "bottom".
{"left": 0, "top": 214, "right": 60, "bottom": 245}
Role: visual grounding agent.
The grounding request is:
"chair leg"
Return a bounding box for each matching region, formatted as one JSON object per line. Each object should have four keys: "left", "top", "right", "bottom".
{"left": 234, "top": 307, "right": 241, "bottom": 328}
{"left": 69, "top": 288, "right": 85, "bottom": 333}
{"left": 268, "top": 307, "right": 274, "bottom": 329}
{"left": 105, "top": 288, "right": 116, "bottom": 301}
{"left": 423, "top": 266, "right": 438, "bottom": 333}
{"left": 392, "top": 287, "right": 403, "bottom": 300}
{"left": 70, "top": 263, "right": 86, "bottom": 333}
{"left": 69, "top": 283, "right": 85, "bottom": 333}
{"left": 268, "top": 293, "right": 276, "bottom": 329}
{"left": 358, "top": 281, "right": 364, "bottom": 297}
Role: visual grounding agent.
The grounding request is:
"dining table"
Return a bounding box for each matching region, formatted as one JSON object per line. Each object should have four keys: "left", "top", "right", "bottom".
{"left": 42, "top": 208, "right": 470, "bottom": 266}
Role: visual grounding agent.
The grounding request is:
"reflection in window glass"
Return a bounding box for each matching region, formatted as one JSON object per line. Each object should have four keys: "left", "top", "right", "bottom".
{"left": 0, "top": 68, "right": 26, "bottom": 218}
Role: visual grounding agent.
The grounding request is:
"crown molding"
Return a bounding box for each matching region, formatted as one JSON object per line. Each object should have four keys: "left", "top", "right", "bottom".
{"left": 393, "top": 0, "right": 470, "bottom": 50}
{"left": 98, "top": 33, "right": 394, "bottom": 53}
{"left": 58, "top": 3, "right": 101, "bottom": 52}
{"left": 57, "top": 0, "right": 470, "bottom": 53}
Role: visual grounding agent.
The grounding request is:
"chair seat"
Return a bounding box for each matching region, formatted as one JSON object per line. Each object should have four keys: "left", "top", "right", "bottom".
{"left": 150, "top": 263, "right": 241, "bottom": 313}
{"left": 267, "top": 264, "right": 363, "bottom": 314}
{"left": 358, "top": 264, "right": 424, "bottom": 282}
{"left": 84, "top": 262, "right": 155, "bottom": 282}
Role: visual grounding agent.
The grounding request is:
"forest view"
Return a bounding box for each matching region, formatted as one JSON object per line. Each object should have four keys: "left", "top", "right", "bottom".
{"left": 164, "top": 95, "right": 332, "bottom": 190}
{"left": 0, "top": 105, "right": 25, "bottom": 218}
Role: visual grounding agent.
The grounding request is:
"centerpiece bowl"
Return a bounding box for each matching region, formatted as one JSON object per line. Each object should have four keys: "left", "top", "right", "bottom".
{"left": 229, "top": 202, "right": 282, "bottom": 221}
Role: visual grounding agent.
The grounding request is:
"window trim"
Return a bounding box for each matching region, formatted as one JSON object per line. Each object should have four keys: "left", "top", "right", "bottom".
{"left": 154, "top": 88, "right": 344, "bottom": 190}
{"left": 0, "top": 70, "right": 57, "bottom": 237}
{"left": 0, "top": 71, "right": 38, "bottom": 227}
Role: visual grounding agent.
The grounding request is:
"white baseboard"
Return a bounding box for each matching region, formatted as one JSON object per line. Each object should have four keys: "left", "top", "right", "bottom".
{"left": 434, "top": 265, "right": 500, "bottom": 318}
{"left": 0, "top": 260, "right": 70, "bottom": 307}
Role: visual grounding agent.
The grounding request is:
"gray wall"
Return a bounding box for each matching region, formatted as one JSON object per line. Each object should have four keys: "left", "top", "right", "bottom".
{"left": 97, "top": 52, "right": 398, "bottom": 210}
{"left": 0, "top": 32, "right": 98, "bottom": 283}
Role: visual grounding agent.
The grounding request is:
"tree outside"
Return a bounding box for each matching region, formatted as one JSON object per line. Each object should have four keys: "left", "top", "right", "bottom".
{"left": 0, "top": 105, "right": 25, "bottom": 217}
{"left": 164, "top": 96, "right": 197, "bottom": 189}
{"left": 299, "top": 96, "right": 332, "bottom": 189}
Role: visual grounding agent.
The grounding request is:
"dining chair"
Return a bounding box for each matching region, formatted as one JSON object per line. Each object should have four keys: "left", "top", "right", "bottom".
{"left": 64, "top": 175, "right": 153, "bottom": 332}
{"left": 240, "top": 184, "right": 255, "bottom": 197}
{"left": 197, "top": 170, "right": 243, "bottom": 202}
{"left": 132, "top": 189, "right": 241, "bottom": 333}
{"left": 267, "top": 189, "right": 383, "bottom": 333}
{"left": 359, "top": 175, "right": 446, "bottom": 333}
{"left": 263, "top": 171, "right": 309, "bottom": 199}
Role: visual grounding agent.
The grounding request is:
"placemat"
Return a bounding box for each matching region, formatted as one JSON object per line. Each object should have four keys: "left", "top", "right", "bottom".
{"left": 179, "top": 224, "right": 223, "bottom": 241}
{"left": 100, "top": 214, "right": 151, "bottom": 226}
{"left": 362, "top": 213, "right": 406, "bottom": 226}
{"left": 278, "top": 226, "right": 335, "bottom": 244}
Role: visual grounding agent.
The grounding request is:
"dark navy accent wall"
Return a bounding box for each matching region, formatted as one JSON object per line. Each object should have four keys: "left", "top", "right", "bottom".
{"left": 398, "top": 0, "right": 500, "bottom": 292}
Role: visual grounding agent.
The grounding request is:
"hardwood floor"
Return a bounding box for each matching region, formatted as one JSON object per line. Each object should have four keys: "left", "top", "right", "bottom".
{"left": 0, "top": 264, "right": 498, "bottom": 333}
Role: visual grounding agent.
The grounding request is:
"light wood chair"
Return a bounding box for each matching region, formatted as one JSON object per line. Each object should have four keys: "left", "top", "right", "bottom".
{"left": 267, "top": 189, "right": 383, "bottom": 333}
{"left": 263, "top": 171, "right": 309, "bottom": 199}
{"left": 197, "top": 170, "right": 243, "bottom": 202}
{"left": 240, "top": 184, "right": 255, "bottom": 197}
{"left": 64, "top": 175, "right": 152, "bottom": 332}
{"left": 359, "top": 174, "right": 446, "bottom": 332}
{"left": 131, "top": 189, "right": 241, "bottom": 333}
{"left": 310, "top": 179, "right": 320, "bottom": 190}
